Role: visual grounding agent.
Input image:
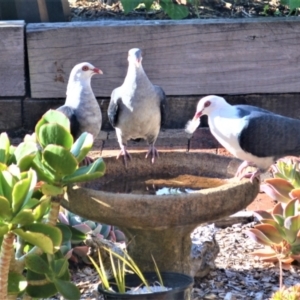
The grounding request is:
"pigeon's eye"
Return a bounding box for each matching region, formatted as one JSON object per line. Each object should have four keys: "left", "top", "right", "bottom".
{"left": 82, "top": 66, "right": 89, "bottom": 71}
{"left": 204, "top": 101, "right": 211, "bottom": 108}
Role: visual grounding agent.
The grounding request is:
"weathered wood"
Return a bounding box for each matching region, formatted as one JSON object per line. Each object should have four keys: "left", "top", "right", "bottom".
{"left": 0, "top": 99, "right": 22, "bottom": 132}
{"left": 27, "top": 18, "right": 300, "bottom": 98}
{"left": 0, "top": 21, "right": 25, "bottom": 96}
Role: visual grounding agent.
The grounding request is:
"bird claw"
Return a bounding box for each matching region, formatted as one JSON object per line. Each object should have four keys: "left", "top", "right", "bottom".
{"left": 80, "top": 156, "right": 94, "bottom": 166}
{"left": 117, "top": 148, "right": 132, "bottom": 167}
{"left": 235, "top": 161, "right": 260, "bottom": 183}
{"left": 146, "top": 146, "right": 159, "bottom": 164}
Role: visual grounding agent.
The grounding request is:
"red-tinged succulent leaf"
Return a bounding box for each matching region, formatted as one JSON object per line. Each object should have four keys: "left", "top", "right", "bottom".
{"left": 289, "top": 188, "right": 300, "bottom": 200}
{"left": 245, "top": 229, "right": 274, "bottom": 246}
{"left": 259, "top": 219, "right": 285, "bottom": 236}
{"left": 253, "top": 210, "right": 273, "bottom": 221}
{"left": 72, "top": 246, "right": 89, "bottom": 257}
{"left": 72, "top": 223, "right": 92, "bottom": 234}
{"left": 251, "top": 247, "right": 277, "bottom": 257}
{"left": 261, "top": 178, "right": 294, "bottom": 203}
{"left": 272, "top": 203, "right": 284, "bottom": 216}
{"left": 273, "top": 214, "right": 285, "bottom": 227}
{"left": 254, "top": 224, "right": 283, "bottom": 244}
{"left": 284, "top": 198, "right": 299, "bottom": 218}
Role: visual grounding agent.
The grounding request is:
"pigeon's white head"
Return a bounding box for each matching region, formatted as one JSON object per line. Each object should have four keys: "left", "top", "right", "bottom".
{"left": 69, "top": 62, "right": 103, "bottom": 82}
{"left": 128, "top": 48, "right": 143, "bottom": 68}
{"left": 185, "top": 95, "right": 229, "bottom": 135}
{"left": 194, "top": 95, "right": 228, "bottom": 118}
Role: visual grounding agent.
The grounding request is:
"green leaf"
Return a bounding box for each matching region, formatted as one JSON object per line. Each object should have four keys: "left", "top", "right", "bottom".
{"left": 21, "top": 223, "right": 62, "bottom": 251}
{"left": 13, "top": 141, "right": 38, "bottom": 171}
{"left": 62, "top": 158, "right": 105, "bottom": 184}
{"left": 22, "top": 198, "right": 40, "bottom": 210}
{"left": 0, "top": 170, "right": 15, "bottom": 202}
{"left": 35, "top": 110, "right": 71, "bottom": 140}
{"left": 254, "top": 224, "right": 283, "bottom": 244}
{"left": 120, "top": 0, "right": 142, "bottom": 14}
{"left": 8, "top": 272, "right": 27, "bottom": 295}
{"left": 70, "top": 132, "right": 93, "bottom": 163}
{"left": 51, "top": 258, "right": 69, "bottom": 278}
{"left": 25, "top": 254, "right": 51, "bottom": 275}
{"left": 0, "top": 224, "right": 9, "bottom": 237}
{"left": 56, "top": 223, "right": 72, "bottom": 244}
{"left": 0, "top": 132, "right": 10, "bottom": 164}
{"left": 41, "top": 183, "right": 64, "bottom": 196}
{"left": 285, "top": 215, "right": 300, "bottom": 243}
{"left": 31, "top": 154, "right": 56, "bottom": 184}
{"left": 32, "top": 196, "right": 51, "bottom": 221}
{"left": 53, "top": 278, "right": 81, "bottom": 300}
{"left": 43, "top": 145, "right": 78, "bottom": 179}
{"left": 26, "top": 283, "right": 57, "bottom": 298}
{"left": 13, "top": 229, "right": 54, "bottom": 254}
{"left": 0, "top": 196, "right": 12, "bottom": 220}
{"left": 289, "top": 0, "right": 300, "bottom": 10}
{"left": 10, "top": 209, "right": 35, "bottom": 226}
{"left": 245, "top": 228, "right": 277, "bottom": 246}
{"left": 284, "top": 198, "right": 298, "bottom": 218}
{"left": 38, "top": 123, "right": 73, "bottom": 150}
{"left": 160, "top": 0, "right": 189, "bottom": 19}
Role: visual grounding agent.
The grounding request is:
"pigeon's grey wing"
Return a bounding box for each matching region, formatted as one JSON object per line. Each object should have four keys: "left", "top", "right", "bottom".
{"left": 56, "top": 105, "right": 80, "bottom": 138}
{"left": 108, "top": 90, "right": 121, "bottom": 128}
{"left": 154, "top": 85, "right": 167, "bottom": 127}
{"left": 235, "top": 104, "right": 275, "bottom": 116}
{"left": 238, "top": 112, "right": 300, "bottom": 158}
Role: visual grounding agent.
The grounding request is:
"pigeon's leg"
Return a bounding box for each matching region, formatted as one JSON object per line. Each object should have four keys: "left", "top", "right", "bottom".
{"left": 117, "top": 145, "right": 132, "bottom": 167}
{"left": 80, "top": 156, "right": 94, "bottom": 166}
{"left": 146, "top": 144, "right": 159, "bottom": 164}
{"left": 235, "top": 161, "right": 261, "bottom": 183}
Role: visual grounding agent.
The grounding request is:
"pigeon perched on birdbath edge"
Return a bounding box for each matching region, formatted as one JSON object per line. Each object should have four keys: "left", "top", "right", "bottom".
{"left": 108, "top": 48, "right": 167, "bottom": 167}
{"left": 186, "top": 95, "right": 300, "bottom": 182}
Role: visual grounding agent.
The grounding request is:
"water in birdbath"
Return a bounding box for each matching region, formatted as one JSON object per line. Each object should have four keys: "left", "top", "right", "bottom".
{"left": 100, "top": 174, "right": 227, "bottom": 195}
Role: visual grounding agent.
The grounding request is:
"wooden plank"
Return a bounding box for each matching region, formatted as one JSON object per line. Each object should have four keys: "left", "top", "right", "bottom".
{"left": 27, "top": 18, "right": 300, "bottom": 98}
{"left": 0, "top": 21, "right": 25, "bottom": 96}
{"left": 0, "top": 99, "right": 22, "bottom": 132}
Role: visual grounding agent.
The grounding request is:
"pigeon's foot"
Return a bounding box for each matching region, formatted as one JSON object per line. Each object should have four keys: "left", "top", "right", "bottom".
{"left": 235, "top": 161, "right": 260, "bottom": 183}
{"left": 80, "top": 156, "right": 94, "bottom": 166}
{"left": 117, "top": 146, "right": 132, "bottom": 167}
{"left": 146, "top": 145, "right": 159, "bottom": 164}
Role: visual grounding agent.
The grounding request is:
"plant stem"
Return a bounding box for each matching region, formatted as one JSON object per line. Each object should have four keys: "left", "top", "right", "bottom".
{"left": 278, "top": 257, "right": 283, "bottom": 289}
{"left": 0, "top": 232, "right": 15, "bottom": 299}
{"left": 46, "top": 195, "right": 62, "bottom": 226}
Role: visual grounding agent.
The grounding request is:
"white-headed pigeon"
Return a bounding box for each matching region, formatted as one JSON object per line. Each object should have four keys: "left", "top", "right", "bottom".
{"left": 186, "top": 95, "right": 300, "bottom": 182}
{"left": 108, "top": 48, "right": 167, "bottom": 166}
{"left": 56, "top": 62, "right": 103, "bottom": 164}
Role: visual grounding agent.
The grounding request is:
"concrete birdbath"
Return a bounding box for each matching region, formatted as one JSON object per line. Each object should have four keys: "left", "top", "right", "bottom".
{"left": 61, "top": 152, "right": 259, "bottom": 275}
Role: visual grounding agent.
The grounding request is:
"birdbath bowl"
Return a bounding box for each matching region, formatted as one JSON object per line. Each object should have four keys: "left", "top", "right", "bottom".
{"left": 61, "top": 152, "right": 259, "bottom": 275}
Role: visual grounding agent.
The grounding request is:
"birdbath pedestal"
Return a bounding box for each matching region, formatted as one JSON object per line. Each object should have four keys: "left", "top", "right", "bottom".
{"left": 62, "top": 152, "right": 259, "bottom": 275}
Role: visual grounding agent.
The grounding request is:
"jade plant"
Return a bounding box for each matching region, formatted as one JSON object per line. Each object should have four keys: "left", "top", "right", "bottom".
{"left": 245, "top": 158, "right": 300, "bottom": 290}
{"left": 0, "top": 109, "right": 106, "bottom": 299}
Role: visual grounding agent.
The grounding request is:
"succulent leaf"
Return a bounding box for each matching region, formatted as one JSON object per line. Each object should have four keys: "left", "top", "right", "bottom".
{"left": 0, "top": 196, "right": 12, "bottom": 220}
{"left": 62, "top": 158, "right": 106, "bottom": 184}
{"left": 245, "top": 228, "right": 277, "bottom": 246}
{"left": 253, "top": 210, "right": 273, "bottom": 221}
{"left": 0, "top": 133, "right": 10, "bottom": 164}
{"left": 51, "top": 258, "right": 69, "bottom": 278}
{"left": 13, "top": 141, "right": 38, "bottom": 171}
{"left": 289, "top": 188, "right": 300, "bottom": 200}
{"left": 254, "top": 224, "right": 283, "bottom": 244}
{"left": 284, "top": 215, "right": 300, "bottom": 243}
{"left": 43, "top": 145, "right": 78, "bottom": 179}
{"left": 260, "top": 178, "right": 294, "bottom": 203}
{"left": 25, "top": 254, "right": 51, "bottom": 275}
{"left": 38, "top": 123, "right": 73, "bottom": 150}
{"left": 284, "top": 198, "right": 298, "bottom": 218}
{"left": 8, "top": 272, "right": 27, "bottom": 295}
{"left": 53, "top": 278, "right": 80, "bottom": 300}
{"left": 70, "top": 132, "right": 93, "bottom": 163}
{"left": 0, "top": 224, "right": 9, "bottom": 237}
{"left": 10, "top": 209, "right": 35, "bottom": 226}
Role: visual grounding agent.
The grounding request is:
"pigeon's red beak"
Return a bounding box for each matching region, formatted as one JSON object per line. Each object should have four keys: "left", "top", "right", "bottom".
{"left": 194, "top": 111, "right": 202, "bottom": 119}
{"left": 93, "top": 68, "right": 103, "bottom": 75}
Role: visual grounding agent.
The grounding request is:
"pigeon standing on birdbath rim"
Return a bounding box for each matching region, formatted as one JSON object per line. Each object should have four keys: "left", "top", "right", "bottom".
{"left": 186, "top": 95, "right": 300, "bottom": 182}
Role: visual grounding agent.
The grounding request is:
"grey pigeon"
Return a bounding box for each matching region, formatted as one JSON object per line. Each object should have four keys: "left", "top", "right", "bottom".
{"left": 108, "top": 48, "right": 167, "bottom": 166}
{"left": 57, "top": 62, "right": 102, "bottom": 140}
{"left": 187, "top": 95, "right": 300, "bottom": 182}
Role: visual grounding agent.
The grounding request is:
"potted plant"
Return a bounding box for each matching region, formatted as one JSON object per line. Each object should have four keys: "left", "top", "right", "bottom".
{"left": 89, "top": 247, "right": 194, "bottom": 300}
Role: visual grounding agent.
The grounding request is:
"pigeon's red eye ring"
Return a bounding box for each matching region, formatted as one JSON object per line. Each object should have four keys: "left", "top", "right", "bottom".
{"left": 204, "top": 101, "right": 211, "bottom": 108}
{"left": 82, "top": 66, "right": 89, "bottom": 71}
